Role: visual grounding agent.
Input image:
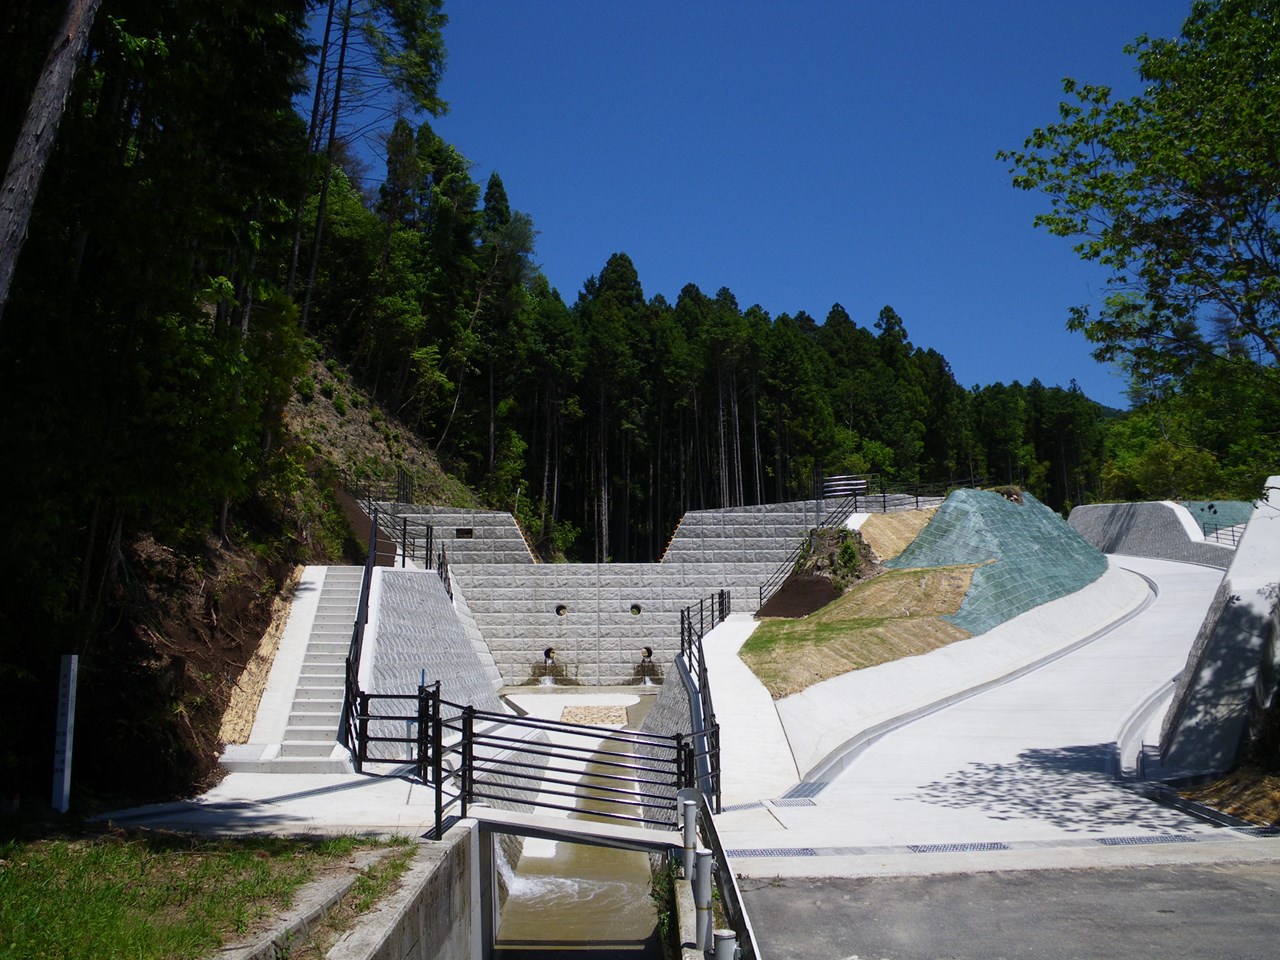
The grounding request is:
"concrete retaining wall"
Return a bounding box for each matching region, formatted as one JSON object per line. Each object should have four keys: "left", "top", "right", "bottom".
{"left": 376, "top": 504, "right": 536, "bottom": 564}
{"left": 1160, "top": 480, "right": 1280, "bottom": 777}
{"left": 329, "top": 827, "right": 474, "bottom": 960}
{"left": 1068, "top": 501, "right": 1234, "bottom": 569}
{"left": 449, "top": 562, "right": 771, "bottom": 686}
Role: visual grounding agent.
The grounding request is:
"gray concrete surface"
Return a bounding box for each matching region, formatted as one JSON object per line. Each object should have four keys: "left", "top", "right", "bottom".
{"left": 448, "top": 561, "right": 770, "bottom": 685}
{"left": 741, "top": 859, "right": 1280, "bottom": 960}
{"left": 1161, "top": 476, "right": 1280, "bottom": 777}
{"left": 715, "top": 557, "right": 1236, "bottom": 876}
{"left": 1069, "top": 500, "right": 1235, "bottom": 568}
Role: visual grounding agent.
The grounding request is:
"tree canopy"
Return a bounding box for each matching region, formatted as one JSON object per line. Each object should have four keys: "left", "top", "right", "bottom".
{"left": 999, "top": 0, "right": 1280, "bottom": 399}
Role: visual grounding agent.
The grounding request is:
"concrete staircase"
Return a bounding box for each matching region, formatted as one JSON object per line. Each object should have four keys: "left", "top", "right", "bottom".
{"left": 277, "top": 567, "right": 362, "bottom": 758}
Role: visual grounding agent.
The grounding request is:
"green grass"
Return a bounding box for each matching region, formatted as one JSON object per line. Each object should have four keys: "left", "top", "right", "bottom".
{"left": 0, "top": 831, "right": 395, "bottom": 960}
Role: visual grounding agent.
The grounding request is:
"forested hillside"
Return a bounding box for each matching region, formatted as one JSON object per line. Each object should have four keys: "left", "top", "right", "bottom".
{"left": 1, "top": 0, "right": 1273, "bottom": 805}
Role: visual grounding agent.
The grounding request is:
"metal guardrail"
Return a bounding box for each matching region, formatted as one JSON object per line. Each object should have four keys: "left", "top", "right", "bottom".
{"left": 679, "top": 590, "right": 730, "bottom": 812}
{"left": 346, "top": 465, "right": 415, "bottom": 507}
{"left": 340, "top": 507, "right": 381, "bottom": 749}
{"left": 346, "top": 684, "right": 696, "bottom": 837}
{"left": 437, "top": 543, "right": 452, "bottom": 600}
{"left": 1203, "top": 521, "right": 1244, "bottom": 547}
{"left": 696, "top": 790, "right": 761, "bottom": 960}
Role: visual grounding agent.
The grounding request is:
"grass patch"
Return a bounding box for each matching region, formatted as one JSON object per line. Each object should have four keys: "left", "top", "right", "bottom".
{"left": 1181, "top": 767, "right": 1280, "bottom": 826}
{"left": 743, "top": 566, "right": 975, "bottom": 699}
{"left": 284, "top": 837, "right": 415, "bottom": 959}
{"left": 0, "top": 829, "right": 397, "bottom": 960}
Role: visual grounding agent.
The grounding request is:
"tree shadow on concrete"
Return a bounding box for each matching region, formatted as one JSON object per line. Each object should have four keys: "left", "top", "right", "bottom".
{"left": 912, "top": 743, "right": 1199, "bottom": 834}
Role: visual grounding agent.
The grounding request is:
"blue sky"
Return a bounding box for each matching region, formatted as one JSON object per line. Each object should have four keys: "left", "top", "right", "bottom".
{"left": 416, "top": 2, "right": 1191, "bottom": 410}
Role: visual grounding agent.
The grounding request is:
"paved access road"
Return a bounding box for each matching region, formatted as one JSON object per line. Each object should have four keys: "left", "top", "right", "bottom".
{"left": 741, "top": 858, "right": 1280, "bottom": 960}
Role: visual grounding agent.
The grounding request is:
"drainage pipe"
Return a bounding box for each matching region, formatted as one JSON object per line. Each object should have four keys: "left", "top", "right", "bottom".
{"left": 682, "top": 800, "right": 697, "bottom": 877}
{"left": 694, "top": 849, "right": 713, "bottom": 951}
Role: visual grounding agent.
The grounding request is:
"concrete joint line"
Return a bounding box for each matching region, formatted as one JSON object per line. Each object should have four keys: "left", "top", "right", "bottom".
{"left": 802, "top": 568, "right": 1159, "bottom": 785}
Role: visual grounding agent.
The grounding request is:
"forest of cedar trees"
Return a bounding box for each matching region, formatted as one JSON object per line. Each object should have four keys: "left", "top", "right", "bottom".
{"left": 1, "top": 1, "right": 1274, "bottom": 805}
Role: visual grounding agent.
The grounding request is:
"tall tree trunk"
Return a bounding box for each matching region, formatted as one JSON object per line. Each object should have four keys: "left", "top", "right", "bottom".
{"left": 0, "top": 0, "right": 102, "bottom": 324}
{"left": 285, "top": 0, "right": 336, "bottom": 297}
{"left": 299, "top": 0, "right": 353, "bottom": 331}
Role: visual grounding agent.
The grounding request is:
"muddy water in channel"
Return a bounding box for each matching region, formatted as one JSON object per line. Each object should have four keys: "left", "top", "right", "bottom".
{"left": 493, "top": 695, "right": 664, "bottom": 958}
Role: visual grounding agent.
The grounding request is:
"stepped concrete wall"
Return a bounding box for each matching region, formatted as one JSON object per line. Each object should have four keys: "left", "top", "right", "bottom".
{"left": 1161, "top": 480, "right": 1280, "bottom": 777}
{"left": 1068, "top": 501, "right": 1234, "bottom": 569}
{"left": 661, "top": 494, "right": 936, "bottom": 565}
{"left": 375, "top": 504, "right": 535, "bottom": 564}
{"left": 449, "top": 562, "right": 770, "bottom": 686}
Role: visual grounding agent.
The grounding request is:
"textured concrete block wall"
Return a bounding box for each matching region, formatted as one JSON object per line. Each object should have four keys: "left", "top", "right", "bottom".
{"left": 1069, "top": 501, "right": 1235, "bottom": 569}
{"left": 375, "top": 504, "right": 535, "bottom": 564}
{"left": 450, "top": 562, "right": 770, "bottom": 685}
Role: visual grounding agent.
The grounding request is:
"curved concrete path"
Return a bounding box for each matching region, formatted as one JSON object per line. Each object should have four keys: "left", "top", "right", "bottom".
{"left": 715, "top": 556, "right": 1280, "bottom": 877}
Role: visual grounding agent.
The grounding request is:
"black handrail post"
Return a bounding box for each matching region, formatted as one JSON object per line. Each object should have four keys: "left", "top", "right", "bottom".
{"left": 461, "top": 705, "right": 474, "bottom": 817}
{"left": 356, "top": 692, "right": 370, "bottom": 773}
{"left": 402, "top": 517, "right": 408, "bottom": 568}
{"left": 431, "top": 685, "right": 443, "bottom": 837}
{"left": 675, "top": 732, "right": 686, "bottom": 788}
{"left": 416, "top": 684, "right": 429, "bottom": 783}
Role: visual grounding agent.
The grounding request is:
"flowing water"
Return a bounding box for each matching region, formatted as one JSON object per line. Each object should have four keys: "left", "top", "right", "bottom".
{"left": 492, "top": 696, "right": 664, "bottom": 958}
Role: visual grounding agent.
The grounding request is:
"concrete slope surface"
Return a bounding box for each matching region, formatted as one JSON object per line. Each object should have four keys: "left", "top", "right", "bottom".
{"left": 719, "top": 556, "right": 1240, "bottom": 878}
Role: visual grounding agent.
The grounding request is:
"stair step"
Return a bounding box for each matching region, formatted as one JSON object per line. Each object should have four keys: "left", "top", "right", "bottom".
{"left": 290, "top": 711, "right": 341, "bottom": 727}
{"left": 283, "top": 725, "right": 338, "bottom": 741}
{"left": 278, "top": 741, "right": 340, "bottom": 758}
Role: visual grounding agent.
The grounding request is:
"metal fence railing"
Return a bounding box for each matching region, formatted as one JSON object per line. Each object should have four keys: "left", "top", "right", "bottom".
{"left": 679, "top": 590, "right": 730, "bottom": 812}
{"left": 346, "top": 683, "right": 696, "bottom": 837}
{"left": 340, "top": 508, "right": 381, "bottom": 750}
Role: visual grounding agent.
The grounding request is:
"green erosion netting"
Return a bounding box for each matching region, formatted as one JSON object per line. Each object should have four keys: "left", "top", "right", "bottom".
{"left": 886, "top": 489, "right": 1108, "bottom": 636}
{"left": 1180, "top": 500, "right": 1255, "bottom": 532}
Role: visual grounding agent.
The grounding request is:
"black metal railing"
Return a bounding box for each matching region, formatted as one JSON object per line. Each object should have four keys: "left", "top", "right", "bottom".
{"left": 757, "top": 474, "right": 989, "bottom": 608}
{"left": 1203, "top": 521, "right": 1244, "bottom": 547}
{"left": 340, "top": 508, "right": 381, "bottom": 749}
{"left": 695, "top": 790, "right": 761, "bottom": 959}
{"left": 346, "top": 465, "right": 416, "bottom": 509}
{"left": 678, "top": 590, "right": 730, "bottom": 812}
{"left": 380, "top": 515, "right": 434, "bottom": 568}
{"left": 345, "top": 683, "right": 696, "bottom": 837}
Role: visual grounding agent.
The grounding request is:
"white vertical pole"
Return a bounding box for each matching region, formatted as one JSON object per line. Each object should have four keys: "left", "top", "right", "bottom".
{"left": 682, "top": 799, "right": 697, "bottom": 877}
{"left": 694, "top": 848, "right": 713, "bottom": 951}
{"left": 52, "top": 654, "right": 78, "bottom": 813}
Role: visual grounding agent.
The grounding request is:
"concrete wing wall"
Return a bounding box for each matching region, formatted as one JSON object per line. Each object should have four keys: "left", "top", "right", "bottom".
{"left": 1069, "top": 501, "right": 1233, "bottom": 569}
{"left": 1160, "top": 484, "right": 1279, "bottom": 777}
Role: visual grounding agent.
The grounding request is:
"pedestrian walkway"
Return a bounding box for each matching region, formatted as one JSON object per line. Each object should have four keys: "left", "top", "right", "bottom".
{"left": 700, "top": 613, "right": 798, "bottom": 805}
{"left": 715, "top": 556, "right": 1247, "bottom": 877}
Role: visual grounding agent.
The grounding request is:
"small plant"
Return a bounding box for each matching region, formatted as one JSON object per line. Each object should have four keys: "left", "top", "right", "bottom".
{"left": 319, "top": 382, "right": 335, "bottom": 400}
{"left": 332, "top": 394, "right": 347, "bottom": 417}
{"left": 295, "top": 376, "right": 315, "bottom": 402}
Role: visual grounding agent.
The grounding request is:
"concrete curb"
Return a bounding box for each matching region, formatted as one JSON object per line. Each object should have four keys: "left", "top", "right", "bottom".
{"left": 327, "top": 827, "right": 472, "bottom": 960}
{"left": 800, "top": 567, "right": 1157, "bottom": 784}
{"left": 217, "top": 846, "right": 392, "bottom": 960}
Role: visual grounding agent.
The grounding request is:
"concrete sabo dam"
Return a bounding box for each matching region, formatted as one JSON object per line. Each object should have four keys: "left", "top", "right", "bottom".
{"left": 106, "top": 480, "right": 1280, "bottom": 959}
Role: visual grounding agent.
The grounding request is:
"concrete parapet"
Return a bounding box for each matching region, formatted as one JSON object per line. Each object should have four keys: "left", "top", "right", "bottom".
{"left": 1160, "top": 480, "right": 1280, "bottom": 777}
